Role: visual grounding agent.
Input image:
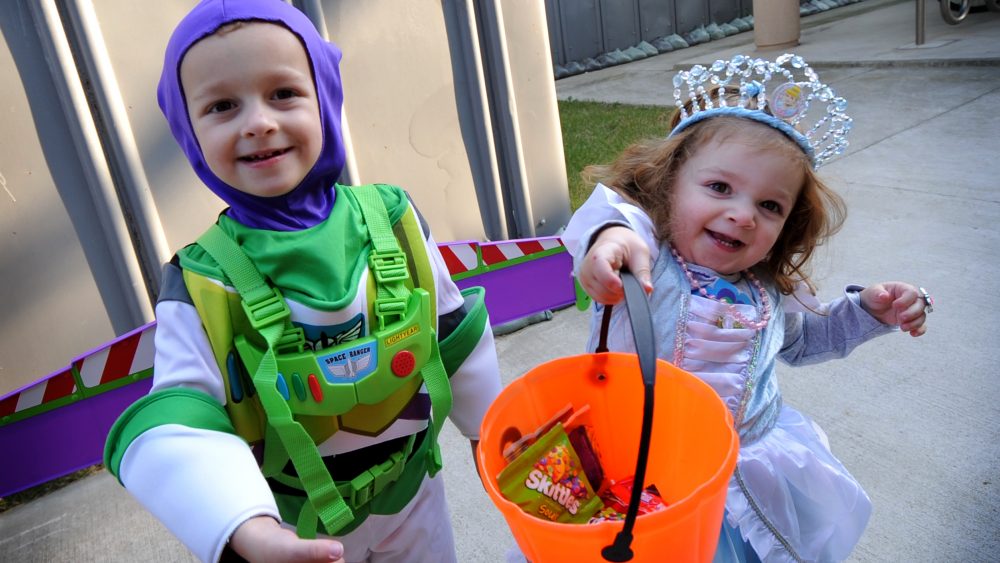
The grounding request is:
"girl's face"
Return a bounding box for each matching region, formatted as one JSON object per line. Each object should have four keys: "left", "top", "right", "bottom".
{"left": 668, "top": 135, "right": 804, "bottom": 275}
{"left": 181, "top": 23, "right": 322, "bottom": 198}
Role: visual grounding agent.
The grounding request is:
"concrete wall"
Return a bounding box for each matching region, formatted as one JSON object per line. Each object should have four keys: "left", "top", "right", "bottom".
{"left": 0, "top": 0, "right": 570, "bottom": 396}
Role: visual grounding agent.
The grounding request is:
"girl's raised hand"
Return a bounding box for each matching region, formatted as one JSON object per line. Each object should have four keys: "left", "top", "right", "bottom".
{"left": 859, "top": 282, "right": 929, "bottom": 337}
{"left": 230, "top": 515, "right": 346, "bottom": 563}
{"left": 580, "top": 226, "right": 653, "bottom": 305}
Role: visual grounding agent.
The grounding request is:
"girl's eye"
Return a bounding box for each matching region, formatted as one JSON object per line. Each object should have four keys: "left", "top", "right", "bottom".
{"left": 761, "top": 201, "right": 783, "bottom": 214}
{"left": 207, "top": 100, "right": 235, "bottom": 114}
{"left": 707, "top": 182, "right": 730, "bottom": 194}
{"left": 274, "top": 89, "right": 298, "bottom": 100}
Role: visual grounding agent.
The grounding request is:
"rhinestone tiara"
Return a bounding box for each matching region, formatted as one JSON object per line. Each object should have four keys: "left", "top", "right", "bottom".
{"left": 668, "top": 53, "right": 851, "bottom": 169}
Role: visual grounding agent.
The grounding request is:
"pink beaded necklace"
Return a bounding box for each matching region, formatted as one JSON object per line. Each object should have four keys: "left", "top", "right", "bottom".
{"left": 669, "top": 245, "right": 772, "bottom": 331}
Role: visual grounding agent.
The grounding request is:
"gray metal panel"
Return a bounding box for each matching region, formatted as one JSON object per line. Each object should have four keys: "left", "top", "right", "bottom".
{"left": 544, "top": 0, "right": 564, "bottom": 65}
{"left": 638, "top": 0, "right": 676, "bottom": 41}
{"left": 318, "top": 0, "right": 500, "bottom": 242}
{"left": 88, "top": 1, "right": 227, "bottom": 258}
{"left": 558, "top": 0, "right": 603, "bottom": 62}
{"left": 599, "top": 0, "right": 640, "bottom": 52}
{"left": 675, "top": 0, "right": 709, "bottom": 34}
{"left": 710, "top": 0, "right": 740, "bottom": 23}
{"left": 59, "top": 1, "right": 172, "bottom": 298}
{"left": 740, "top": 0, "right": 754, "bottom": 17}
{"left": 0, "top": 1, "right": 137, "bottom": 394}
{"left": 496, "top": 0, "right": 571, "bottom": 236}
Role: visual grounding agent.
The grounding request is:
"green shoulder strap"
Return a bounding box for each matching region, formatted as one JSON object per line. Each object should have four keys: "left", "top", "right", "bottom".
{"left": 196, "top": 225, "right": 356, "bottom": 535}
{"left": 346, "top": 185, "right": 452, "bottom": 475}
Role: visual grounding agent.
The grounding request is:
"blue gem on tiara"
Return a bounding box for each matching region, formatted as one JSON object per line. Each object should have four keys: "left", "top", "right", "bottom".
{"left": 668, "top": 53, "right": 851, "bottom": 169}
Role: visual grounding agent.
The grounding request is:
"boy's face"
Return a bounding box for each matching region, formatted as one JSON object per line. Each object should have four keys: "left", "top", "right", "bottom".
{"left": 181, "top": 22, "right": 322, "bottom": 198}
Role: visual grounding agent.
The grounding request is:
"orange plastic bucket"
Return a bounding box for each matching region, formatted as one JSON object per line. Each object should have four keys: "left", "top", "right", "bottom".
{"left": 478, "top": 352, "right": 739, "bottom": 562}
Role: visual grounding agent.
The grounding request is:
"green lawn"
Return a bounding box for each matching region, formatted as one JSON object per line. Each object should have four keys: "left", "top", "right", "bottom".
{"left": 559, "top": 99, "right": 677, "bottom": 210}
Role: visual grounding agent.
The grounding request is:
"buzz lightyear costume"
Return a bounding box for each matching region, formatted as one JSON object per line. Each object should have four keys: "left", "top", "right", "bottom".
{"left": 102, "top": 2, "right": 501, "bottom": 562}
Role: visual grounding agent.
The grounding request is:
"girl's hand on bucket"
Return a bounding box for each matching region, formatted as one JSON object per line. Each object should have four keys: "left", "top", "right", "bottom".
{"left": 859, "top": 282, "right": 928, "bottom": 337}
{"left": 230, "top": 515, "right": 346, "bottom": 562}
{"left": 581, "top": 226, "right": 653, "bottom": 304}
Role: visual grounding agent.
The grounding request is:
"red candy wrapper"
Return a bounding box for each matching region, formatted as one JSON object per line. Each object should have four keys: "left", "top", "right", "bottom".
{"left": 601, "top": 477, "right": 668, "bottom": 516}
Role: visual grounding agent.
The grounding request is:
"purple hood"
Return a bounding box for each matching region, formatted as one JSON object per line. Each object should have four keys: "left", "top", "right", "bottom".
{"left": 158, "top": 0, "right": 345, "bottom": 230}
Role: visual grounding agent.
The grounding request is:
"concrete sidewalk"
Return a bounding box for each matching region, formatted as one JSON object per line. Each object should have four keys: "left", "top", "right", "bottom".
{"left": 2, "top": 1, "right": 998, "bottom": 561}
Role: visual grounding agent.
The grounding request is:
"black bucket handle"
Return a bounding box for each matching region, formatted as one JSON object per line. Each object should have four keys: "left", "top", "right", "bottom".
{"left": 596, "top": 268, "right": 657, "bottom": 562}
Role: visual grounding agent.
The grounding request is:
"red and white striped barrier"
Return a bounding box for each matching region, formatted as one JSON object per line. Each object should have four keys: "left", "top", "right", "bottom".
{"left": 481, "top": 238, "right": 564, "bottom": 267}
{"left": 77, "top": 324, "right": 156, "bottom": 389}
{"left": 437, "top": 237, "right": 566, "bottom": 277}
{"left": 0, "top": 368, "right": 77, "bottom": 419}
{"left": 437, "top": 241, "right": 481, "bottom": 277}
{"left": 0, "top": 323, "right": 156, "bottom": 422}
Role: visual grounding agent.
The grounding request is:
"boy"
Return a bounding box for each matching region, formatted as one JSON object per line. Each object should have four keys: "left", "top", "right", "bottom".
{"left": 103, "top": 1, "right": 502, "bottom": 562}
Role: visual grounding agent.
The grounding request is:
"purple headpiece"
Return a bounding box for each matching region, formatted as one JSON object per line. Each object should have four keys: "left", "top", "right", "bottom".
{"left": 158, "top": 0, "right": 345, "bottom": 230}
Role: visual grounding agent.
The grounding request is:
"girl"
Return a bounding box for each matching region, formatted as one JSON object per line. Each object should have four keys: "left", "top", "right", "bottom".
{"left": 562, "top": 55, "right": 931, "bottom": 562}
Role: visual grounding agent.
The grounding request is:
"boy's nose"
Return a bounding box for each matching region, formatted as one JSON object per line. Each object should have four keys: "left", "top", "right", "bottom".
{"left": 241, "top": 108, "right": 277, "bottom": 138}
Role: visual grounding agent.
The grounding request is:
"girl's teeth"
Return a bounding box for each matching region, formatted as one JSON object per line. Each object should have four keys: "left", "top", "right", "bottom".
{"left": 712, "top": 232, "right": 741, "bottom": 247}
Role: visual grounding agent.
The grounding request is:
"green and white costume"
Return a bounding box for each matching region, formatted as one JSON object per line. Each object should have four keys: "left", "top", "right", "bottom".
{"left": 105, "top": 185, "right": 501, "bottom": 562}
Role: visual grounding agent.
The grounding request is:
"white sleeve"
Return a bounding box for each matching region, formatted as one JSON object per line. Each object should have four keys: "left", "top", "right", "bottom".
{"left": 425, "top": 232, "right": 465, "bottom": 316}
{"left": 445, "top": 327, "right": 501, "bottom": 439}
{"left": 119, "top": 300, "right": 279, "bottom": 563}
{"left": 149, "top": 299, "right": 227, "bottom": 399}
{"left": 424, "top": 232, "right": 502, "bottom": 440}
{"left": 119, "top": 425, "right": 280, "bottom": 563}
{"left": 561, "top": 183, "right": 659, "bottom": 275}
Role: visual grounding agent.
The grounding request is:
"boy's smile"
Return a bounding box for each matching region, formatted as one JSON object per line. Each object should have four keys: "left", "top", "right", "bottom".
{"left": 668, "top": 134, "right": 804, "bottom": 276}
{"left": 181, "top": 22, "right": 322, "bottom": 198}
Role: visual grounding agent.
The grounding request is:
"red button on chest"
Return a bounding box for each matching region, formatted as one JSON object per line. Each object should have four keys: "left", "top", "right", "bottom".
{"left": 391, "top": 350, "right": 416, "bottom": 377}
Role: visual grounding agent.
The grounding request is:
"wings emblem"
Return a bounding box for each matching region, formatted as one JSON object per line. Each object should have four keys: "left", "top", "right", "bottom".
{"left": 329, "top": 353, "right": 372, "bottom": 380}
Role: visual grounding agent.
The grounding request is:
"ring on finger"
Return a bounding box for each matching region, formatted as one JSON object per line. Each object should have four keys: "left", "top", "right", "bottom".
{"left": 918, "top": 287, "right": 934, "bottom": 314}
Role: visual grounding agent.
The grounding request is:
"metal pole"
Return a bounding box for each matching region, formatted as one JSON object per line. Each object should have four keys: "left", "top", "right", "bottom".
{"left": 30, "top": 0, "right": 154, "bottom": 326}
{"left": 916, "top": 0, "right": 926, "bottom": 45}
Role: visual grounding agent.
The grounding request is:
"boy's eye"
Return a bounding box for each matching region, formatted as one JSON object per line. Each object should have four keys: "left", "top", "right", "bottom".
{"left": 273, "top": 88, "right": 298, "bottom": 100}
{"left": 207, "top": 100, "right": 235, "bottom": 114}
{"left": 707, "top": 182, "right": 730, "bottom": 194}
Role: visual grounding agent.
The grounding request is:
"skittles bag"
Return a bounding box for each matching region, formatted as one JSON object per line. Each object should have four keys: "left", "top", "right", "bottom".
{"left": 497, "top": 422, "right": 603, "bottom": 523}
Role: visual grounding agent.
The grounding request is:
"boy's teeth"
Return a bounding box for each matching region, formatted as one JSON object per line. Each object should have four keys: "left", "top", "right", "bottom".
{"left": 243, "top": 149, "right": 283, "bottom": 161}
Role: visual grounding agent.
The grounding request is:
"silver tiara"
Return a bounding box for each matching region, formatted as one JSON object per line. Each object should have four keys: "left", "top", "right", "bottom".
{"left": 669, "top": 54, "right": 851, "bottom": 168}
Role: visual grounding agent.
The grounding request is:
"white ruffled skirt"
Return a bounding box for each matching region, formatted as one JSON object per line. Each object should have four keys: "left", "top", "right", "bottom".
{"left": 721, "top": 405, "right": 871, "bottom": 563}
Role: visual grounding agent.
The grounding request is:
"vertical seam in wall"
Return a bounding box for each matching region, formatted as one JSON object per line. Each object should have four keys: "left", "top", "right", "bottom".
{"left": 56, "top": 0, "right": 172, "bottom": 303}
{"left": 27, "top": 0, "right": 153, "bottom": 326}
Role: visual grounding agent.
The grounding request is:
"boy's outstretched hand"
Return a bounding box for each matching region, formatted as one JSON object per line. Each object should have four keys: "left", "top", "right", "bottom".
{"left": 859, "top": 282, "right": 929, "bottom": 337}
{"left": 581, "top": 226, "right": 653, "bottom": 305}
{"left": 231, "top": 515, "right": 346, "bottom": 563}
